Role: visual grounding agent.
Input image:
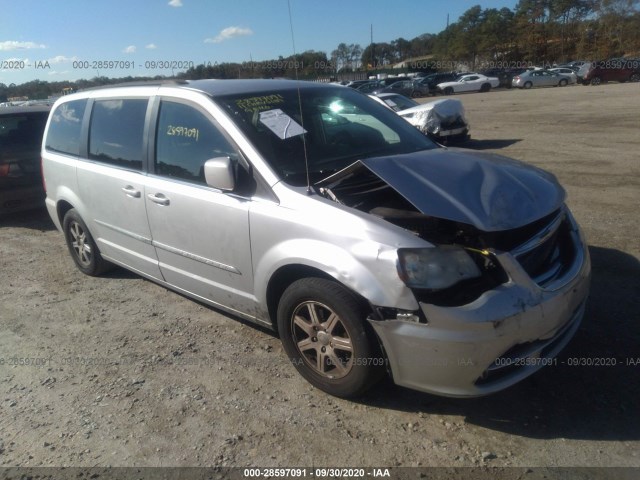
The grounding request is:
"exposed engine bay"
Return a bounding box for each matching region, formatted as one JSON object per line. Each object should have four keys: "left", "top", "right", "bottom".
{"left": 316, "top": 156, "right": 574, "bottom": 307}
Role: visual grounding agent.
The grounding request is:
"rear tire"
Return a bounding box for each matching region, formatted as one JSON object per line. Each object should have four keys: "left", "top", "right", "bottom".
{"left": 559, "top": 79, "right": 568, "bottom": 87}
{"left": 277, "top": 278, "right": 384, "bottom": 398}
{"left": 524, "top": 81, "right": 533, "bottom": 89}
{"left": 62, "top": 209, "right": 112, "bottom": 276}
{"left": 590, "top": 76, "right": 602, "bottom": 86}
{"left": 480, "top": 83, "right": 491, "bottom": 92}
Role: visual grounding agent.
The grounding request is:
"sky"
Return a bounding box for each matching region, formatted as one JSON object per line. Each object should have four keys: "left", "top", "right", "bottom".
{"left": 1, "top": 0, "right": 518, "bottom": 85}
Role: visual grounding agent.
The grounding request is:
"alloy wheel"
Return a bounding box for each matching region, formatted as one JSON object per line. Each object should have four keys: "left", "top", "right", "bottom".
{"left": 69, "top": 220, "right": 92, "bottom": 267}
{"left": 291, "top": 301, "right": 354, "bottom": 379}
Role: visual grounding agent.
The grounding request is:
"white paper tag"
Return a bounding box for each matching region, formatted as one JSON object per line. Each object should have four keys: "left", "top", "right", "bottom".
{"left": 259, "top": 109, "right": 307, "bottom": 139}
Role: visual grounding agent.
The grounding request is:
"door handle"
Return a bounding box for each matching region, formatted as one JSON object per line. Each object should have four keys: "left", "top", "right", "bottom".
{"left": 121, "top": 186, "right": 141, "bottom": 198}
{"left": 147, "top": 193, "right": 170, "bottom": 206}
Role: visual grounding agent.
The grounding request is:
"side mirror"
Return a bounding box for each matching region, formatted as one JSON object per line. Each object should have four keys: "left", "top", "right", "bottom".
{"left": 204, "top": 157, "right": 235, "bottom": 191}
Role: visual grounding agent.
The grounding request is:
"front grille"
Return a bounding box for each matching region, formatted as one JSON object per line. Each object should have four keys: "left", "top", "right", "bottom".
{"left": 512, "top": 211, "right": 576, "bottom": 288}
{"left": 440, "top": 117, "right": 467, "bottom": 130}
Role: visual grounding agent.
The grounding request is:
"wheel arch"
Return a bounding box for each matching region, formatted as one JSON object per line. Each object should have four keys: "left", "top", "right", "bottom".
{"left": 254, "top": 238, "right": 420, "bottom": 331}
{"left": 50, "top": 185, "right": 88, "bottom": 227}
{"left": 56, "top": 199, "right": 75, "bottom": 226}
{"left": 266, "top": 264, "right": 368, "bottom": 333}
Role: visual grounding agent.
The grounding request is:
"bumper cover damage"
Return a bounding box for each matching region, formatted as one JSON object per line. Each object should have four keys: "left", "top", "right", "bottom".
{"left": 368, "top": 212, "right": 591, "bottom": 397}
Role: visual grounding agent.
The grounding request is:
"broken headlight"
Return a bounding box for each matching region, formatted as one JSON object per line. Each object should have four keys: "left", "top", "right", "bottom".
{"left": 397, "top": 246, "right": 481, "bottom": 290}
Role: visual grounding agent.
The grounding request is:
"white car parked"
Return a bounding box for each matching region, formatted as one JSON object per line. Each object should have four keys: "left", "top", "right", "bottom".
{"left": 436, "top": 74, "right": 500, "bottom": 95}
{"left": 371, "top": 93, "right": 470, "bottom": 142}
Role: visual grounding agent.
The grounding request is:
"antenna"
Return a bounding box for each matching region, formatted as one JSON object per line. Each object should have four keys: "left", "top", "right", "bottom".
{"left": 287, "top": 0, "right": 312, "bottom": 194}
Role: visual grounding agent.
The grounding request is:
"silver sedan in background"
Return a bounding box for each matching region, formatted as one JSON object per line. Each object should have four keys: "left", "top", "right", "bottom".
{"left": 512, "top": 69, "right": 574, "bottom": 89}
{"left": 549, "top": 67, "right": 579, "bottom": 84}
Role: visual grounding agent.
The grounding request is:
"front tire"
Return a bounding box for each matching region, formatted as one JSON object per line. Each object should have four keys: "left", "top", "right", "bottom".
{"left": 277, "top": 278, "right": 384, "bottom": 398}
{"left": 443, "top": 87, "right": 454, "bottom": 95}
{"left": 62, "top": 209, "right": 112, "bottom": 276}
{"left": 590, "top": 76, "right": 602, "bottom": 86}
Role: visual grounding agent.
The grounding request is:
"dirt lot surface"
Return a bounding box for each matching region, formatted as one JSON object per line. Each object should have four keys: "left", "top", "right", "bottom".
{"left": 1, "top": 83, "right": 639, "bottom": 471}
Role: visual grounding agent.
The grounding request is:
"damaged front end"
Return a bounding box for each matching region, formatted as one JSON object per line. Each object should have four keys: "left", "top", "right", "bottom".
{"left": 316, "top": 149, "right": 591, "bottom": 396}
{"left": 400, "top": 98, "right": 469, "bottom": 141}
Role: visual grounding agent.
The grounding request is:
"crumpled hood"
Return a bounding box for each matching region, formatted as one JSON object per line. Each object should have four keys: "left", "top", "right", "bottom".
{"left": 323, "top": 149, "right": 565, "bottom": 232}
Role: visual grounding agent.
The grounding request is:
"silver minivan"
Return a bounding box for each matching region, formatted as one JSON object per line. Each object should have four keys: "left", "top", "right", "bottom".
{"left": 42, "top": 80, "right": 591, "bottom": 398}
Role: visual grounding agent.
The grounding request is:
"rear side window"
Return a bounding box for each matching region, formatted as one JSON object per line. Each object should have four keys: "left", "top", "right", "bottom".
{"left": 155, "top": 100, "right": 237, "bottom": 185}
{"left": 45, "top": 99, "right": 87, "bottom": 156}
{"left": 89, "top": 99, "right": 148, "bottom": 171}
{"left": 0, "top": 112, "right": 48, "bottom": 148}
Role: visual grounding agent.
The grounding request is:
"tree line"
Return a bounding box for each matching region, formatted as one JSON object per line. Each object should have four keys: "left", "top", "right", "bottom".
{"left": 341, "top": 0, "right": 640, "bottom": 70}
{"left": 2, "top": 0, "right": 638, "bottom": 100}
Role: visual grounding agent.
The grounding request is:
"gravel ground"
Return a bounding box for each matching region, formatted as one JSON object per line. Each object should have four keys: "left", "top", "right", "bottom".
{"left": 0, "top": 82, "right": 639, "bottom": 470}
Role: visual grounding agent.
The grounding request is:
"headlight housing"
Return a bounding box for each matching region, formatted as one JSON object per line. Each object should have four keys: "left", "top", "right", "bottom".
{"left": 397, "top": 246, "right": 481, "bottom": 290}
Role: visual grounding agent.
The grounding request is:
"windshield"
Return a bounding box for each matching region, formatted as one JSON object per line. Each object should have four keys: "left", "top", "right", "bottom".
{"left": 215, "top": 85, "right": 436, "bottom": 186}
{"left": 381, "top": 95, "right": 418, "bottom": 111}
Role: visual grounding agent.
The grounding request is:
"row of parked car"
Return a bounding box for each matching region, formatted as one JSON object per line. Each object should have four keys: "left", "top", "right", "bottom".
{"left": 346, "top": 69, "right": 569, "bottom": 97}
{"left": 343, "top": 57, "right": 640, "bottom": 97}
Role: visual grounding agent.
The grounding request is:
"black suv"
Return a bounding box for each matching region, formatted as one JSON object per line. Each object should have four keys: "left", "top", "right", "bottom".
{"left": 0, "top": 105, "right": 50, "bottom": 214}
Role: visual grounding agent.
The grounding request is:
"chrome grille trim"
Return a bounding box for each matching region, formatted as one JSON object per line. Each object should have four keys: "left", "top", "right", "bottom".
{"left": 510, "top": 206, "right": 583, "bottom": 291}
{"left": 512, "top": 209, "right": 564, "bottom": 257}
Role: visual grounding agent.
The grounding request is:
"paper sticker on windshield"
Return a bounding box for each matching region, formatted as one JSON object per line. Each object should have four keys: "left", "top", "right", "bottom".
{"left": 259, "top": 109, "right": 306, "bottom": 140}
{"left": 236, "top": 94, "right": 285, "bottom": 113}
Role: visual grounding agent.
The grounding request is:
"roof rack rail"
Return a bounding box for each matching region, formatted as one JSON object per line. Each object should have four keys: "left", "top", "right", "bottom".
{"left": 80, "top": 79, "right": 189, "bottom": 91}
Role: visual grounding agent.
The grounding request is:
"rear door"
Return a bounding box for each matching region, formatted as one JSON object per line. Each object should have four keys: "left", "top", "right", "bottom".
{"left": 75, "top": 97, "right": 162, "bottom": 279}
{"left": 144, "top": 97, "right": 256, "bottom": 317}
{"left": 540, "top": 71, "right": 556, "bottom": 86}
{"left": 612, "top": 61, "right": 631, "bottom": 81}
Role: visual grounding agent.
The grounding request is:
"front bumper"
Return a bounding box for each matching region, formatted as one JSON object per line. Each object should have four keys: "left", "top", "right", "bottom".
{"left": 437, "top": 126, "right": 468, "bottom": 137}
{"left": 369, "top": 211, "right": 591, "bottom": 397}
{"left": 428, "top": 127, "right": 469, "bottom": 142}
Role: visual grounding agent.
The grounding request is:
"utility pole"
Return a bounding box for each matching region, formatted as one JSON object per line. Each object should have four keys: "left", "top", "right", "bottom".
{"left": 446, "top": 13, "right": 449, "bottom": 56}
{"left": 370, "top": 24, "right": 374, "bottom": 73}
